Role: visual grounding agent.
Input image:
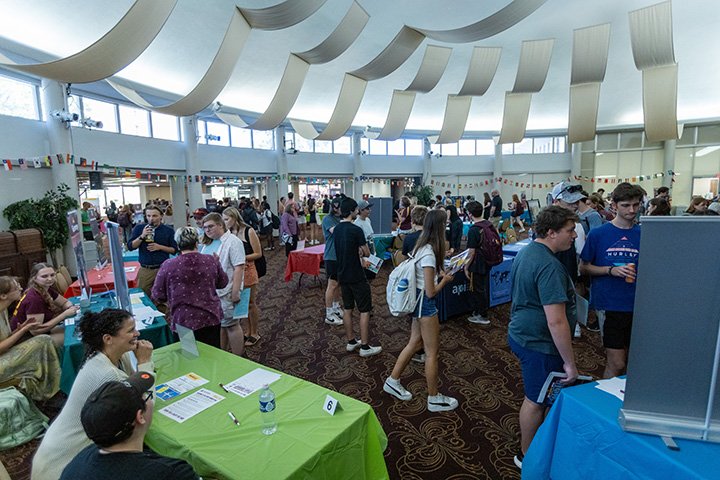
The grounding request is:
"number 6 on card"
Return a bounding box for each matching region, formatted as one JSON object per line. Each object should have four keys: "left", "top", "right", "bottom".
{"left": 323, "top": 394, "right": 340, "bottom": 415}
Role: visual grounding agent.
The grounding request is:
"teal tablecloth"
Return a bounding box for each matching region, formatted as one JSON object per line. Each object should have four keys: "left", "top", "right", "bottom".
{"left": 60, "top": 288, "right": 173, "bottom": 393}
{"left": 147, "top": 343, "right": 389, "bottom": 479}
{"left": 523, "top": 380, "right": 720, "bottom": 479}
{"left": 371, "top": 234, "right": 395, "bottom": 260}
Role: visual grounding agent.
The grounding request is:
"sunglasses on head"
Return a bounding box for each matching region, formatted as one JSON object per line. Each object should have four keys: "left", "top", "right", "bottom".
{"left": 562, "top": 184, "right": 583, "bottom": 194}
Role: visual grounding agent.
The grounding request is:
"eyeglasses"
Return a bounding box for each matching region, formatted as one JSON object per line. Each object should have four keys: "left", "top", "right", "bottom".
{"left": 142, "top": 390, "right": 154, "bottom": 404}
{"left": 203, "top": 224, "right": 218, "bottom": 230}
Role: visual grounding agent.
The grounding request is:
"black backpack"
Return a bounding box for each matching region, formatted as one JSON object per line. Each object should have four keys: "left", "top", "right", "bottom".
{"left": 271, "top": 212, "right": 281, "bottom": 229}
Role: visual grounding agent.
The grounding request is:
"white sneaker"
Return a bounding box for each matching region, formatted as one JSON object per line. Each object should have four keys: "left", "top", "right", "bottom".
{"left": 332, "top": 305, "right": 343, "bottom": 315}
{"left": 346, "top": 339, "right": 361, "bottom": 352}
{"left": 383, "top": 378, "right": 412, "bottom": 401}
{"left": 359, "top": 345, "right": 382, "bottom": 357}
{"left": 427, "top": 393, "right": 458, "bottom": 412}
{"left": 411, "top": 353, "right": 426, "bottom": 363}
{"left": 468, "top": 314, "right": 490, "bottom": 325}
{"left": 324, "top": 313, "right": 343, "bottom": 326}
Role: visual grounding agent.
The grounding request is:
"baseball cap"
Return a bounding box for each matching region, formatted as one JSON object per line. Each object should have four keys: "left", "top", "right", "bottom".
{"left": 551, "top": 182, "right": 585, "bottom": 204}
{"left": 81, "top": 372, "right": 155, "bottom": 447}
{"left": 331, "top": 194, "right": 345, "bottom": 209}
{"left": 357, "top": 200, "right": 373, "bottom": 210}
{"left": 193, "top": 208, "right": 209, "bottom": 218}
{"left": 340, "top": 197, "right": 358, "bottom": 217}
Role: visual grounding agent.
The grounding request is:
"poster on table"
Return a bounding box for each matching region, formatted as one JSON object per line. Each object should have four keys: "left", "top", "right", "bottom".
{"left": 105, "top": 221, "right": 131, "bottom": 313}
{"left": 66, "top": 210, "right": 90, "bottom": 296}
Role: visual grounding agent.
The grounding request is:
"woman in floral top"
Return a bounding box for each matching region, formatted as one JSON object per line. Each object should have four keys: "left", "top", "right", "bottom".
{"left": 152, "top": 227, "right": 228, "bottom": 348}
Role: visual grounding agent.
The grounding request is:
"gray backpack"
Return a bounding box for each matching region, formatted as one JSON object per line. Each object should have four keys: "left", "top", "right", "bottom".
{"left": 0, "top": 387, "right": 48, "bottom": 451}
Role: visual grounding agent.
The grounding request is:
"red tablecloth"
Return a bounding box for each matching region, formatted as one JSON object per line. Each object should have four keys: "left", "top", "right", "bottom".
{"left": 284, "top": 244, "right": 325, "bottom": 282}
{"left": 64, "top": 261, "right": 141, "bottom": 297}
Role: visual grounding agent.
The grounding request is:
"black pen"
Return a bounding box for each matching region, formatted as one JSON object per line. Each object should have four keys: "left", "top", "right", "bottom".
{"left": 219, "top": 383, "right": 230, "bottom": 393}
{"left": 228, "top": 411, "right": 240, "bottom": 427}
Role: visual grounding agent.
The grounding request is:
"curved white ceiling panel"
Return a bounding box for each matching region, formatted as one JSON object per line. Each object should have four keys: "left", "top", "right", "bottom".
{"left": 0, "top": 0, "right": 177, "bottom": 83}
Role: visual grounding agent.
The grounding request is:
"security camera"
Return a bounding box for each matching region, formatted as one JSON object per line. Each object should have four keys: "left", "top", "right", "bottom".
{"left": 206, "top": 134, "right": 221, "bottom": 141}
{"left": 51, "top": 110, "right": 79, "bottom": 123}
{"left": 81, "top": 118, "right": 103, "bottom": 129}
{"left": 361, "top": 150, "right": 367, "bottom": 155}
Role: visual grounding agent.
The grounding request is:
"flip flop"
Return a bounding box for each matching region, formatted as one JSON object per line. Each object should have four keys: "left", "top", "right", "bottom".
{"left": 244, "top": 335, "right": 260, "bottom": 347}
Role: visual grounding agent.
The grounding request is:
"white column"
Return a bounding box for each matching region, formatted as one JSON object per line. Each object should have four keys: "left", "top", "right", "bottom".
{"left": 181, "top": 116, "right": 203, "bottom": 211}
{"left": 493, "top": 142, "right": 503, "bottom": 190}
{"left": 422, "top": 138, "right": 432, "bottom": 186}
{"left": 170, "top": 175, "right": 187, "bottom": 228}
{"left": 352, "top": 132, "right": 363, "bottom": 199}
{"left": 663, "top": 139, "right": 676, "bottom": 190}
{"left": 275, "top": 126, "right": 289, "bottom": 211}
{"left": 571, "top": 142, "right": 582, "bottom": 179}
{"left": 41, "top": 79, "right": 80, "bottom": 274}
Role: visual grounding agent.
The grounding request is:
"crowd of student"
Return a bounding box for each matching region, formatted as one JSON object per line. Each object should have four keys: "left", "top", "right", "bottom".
{"left": 0, "top": 180, "right": 716, "bottom": 477}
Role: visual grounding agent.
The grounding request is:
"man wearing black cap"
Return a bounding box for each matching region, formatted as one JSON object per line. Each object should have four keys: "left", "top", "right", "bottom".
{"left": 61, "top": 372, "right": 198, "bottom": 479}
{"left": 333, "top": 197, "right": 382, "bottom": 357}
{"left": 322, "top": 195, "right": 345, "bottom": 325}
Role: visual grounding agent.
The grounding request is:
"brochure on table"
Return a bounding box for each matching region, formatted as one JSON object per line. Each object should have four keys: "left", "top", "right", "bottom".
{"left": 158, "top": 388, "right": 224, "bottom": 423}
{"left": 156, "top": 373, "right": 209, "bottom": 401}
{"left": 224, "top": 368, "right": 281, "bottom": 397}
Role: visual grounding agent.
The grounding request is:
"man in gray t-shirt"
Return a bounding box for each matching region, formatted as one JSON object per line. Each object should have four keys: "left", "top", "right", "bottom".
{"left": 507, "top": 206, "right": 580, "bottom": 469}
{"left": 322, "top": 196, "right": 343, "bottom": 325}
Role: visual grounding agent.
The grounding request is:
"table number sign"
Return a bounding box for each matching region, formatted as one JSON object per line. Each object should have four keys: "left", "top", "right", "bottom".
{"left": 323, "top": 394, "right": 341, "bottom": 415}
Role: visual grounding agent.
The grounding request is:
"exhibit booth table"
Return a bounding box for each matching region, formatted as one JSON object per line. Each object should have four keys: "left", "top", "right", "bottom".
{"left": 371, "top": 234, "right": 395, "bottom": 260}
{"left": 122, "top": 249, "right": 139, "bottom": 262}
{"left": 60, "top": 288, "right": 173, "bottom": 393}
{"left": 283, "top": 244, "right": 325, "bottom": 285}
{"left": 502, "top": 239, "right": 532, "bottom": 257}
{"left": 63, "top": 261, "right": 140, "bottom": 297}
{"left": 436, "top": 256, "right": 513, "bottom": 322}
{"left": 147, "top": 343, "right": 389, "bottom": 480}
{"left": 522, "top": 381, "right": 720, "bottom": 480}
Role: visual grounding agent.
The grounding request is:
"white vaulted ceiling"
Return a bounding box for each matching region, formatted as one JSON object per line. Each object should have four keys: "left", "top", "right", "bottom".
{"left": 0, "top": 0, "right": 718, "bottom": 137}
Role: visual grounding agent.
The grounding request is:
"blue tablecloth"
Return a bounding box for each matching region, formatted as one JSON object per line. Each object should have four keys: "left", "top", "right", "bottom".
{"left": 122, "top": 249, "right": 139, "bottom": 262}
{"left": 436, "top": 256, "right": 513, "bottom": 322}
{"left": 60, "top": 288, "right": 173, "bottom": 393}
{"left": 502, "top": 239, "right": 532, "bottom": 257}
{"left": 523, "top": 381, "right": 720, "bottom": 480}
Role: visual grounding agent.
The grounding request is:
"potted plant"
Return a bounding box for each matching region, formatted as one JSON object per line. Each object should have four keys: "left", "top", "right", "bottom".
{"left": 408, "top": 184, "right": 434, "bottom": 206}
{"left": 3, "top": 183, "right": 79, "bottom": 266}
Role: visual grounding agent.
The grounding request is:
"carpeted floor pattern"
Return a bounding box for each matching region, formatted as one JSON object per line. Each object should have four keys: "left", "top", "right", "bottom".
{"left": 1, "top": 241, "right": 607, "bottom": 480}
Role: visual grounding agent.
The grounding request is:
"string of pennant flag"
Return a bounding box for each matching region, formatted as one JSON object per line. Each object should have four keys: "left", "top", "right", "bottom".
{"left": 2, "top": 155, "right": 675, "bottom": 189}
{"left": 430, "top": 171, "right": 675, "bottom": 190}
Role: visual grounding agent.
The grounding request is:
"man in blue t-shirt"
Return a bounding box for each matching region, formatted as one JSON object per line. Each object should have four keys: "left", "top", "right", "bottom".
{"left": 580, "top": 182, "right": 642, "bottom": 379}
{"left": 322, "top": 196, "right": 344, "bottom": 326}
{"left": 507, "top": 205, "right": 579, "bottom": 469}
{"left": 128, "top": 205, "right": 178, "bottom": 298}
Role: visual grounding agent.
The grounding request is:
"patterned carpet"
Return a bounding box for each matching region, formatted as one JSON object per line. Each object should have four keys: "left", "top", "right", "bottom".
{"left": 1, "top": 241, "right": 607, "bottom": 480}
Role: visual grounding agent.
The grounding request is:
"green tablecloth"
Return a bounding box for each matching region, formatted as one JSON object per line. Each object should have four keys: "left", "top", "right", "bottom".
{"left": 147, "top": 343, "right": 389, "bottom": 480}
{"left": 60, "top": 288, "right": 173, "bottom": 393}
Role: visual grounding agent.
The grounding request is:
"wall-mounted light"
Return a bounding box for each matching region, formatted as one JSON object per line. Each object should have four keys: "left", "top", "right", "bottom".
{"left": 81, "top": 117, "right": 103, "bottom": 129}
{"left": 50, "top": 109, "right": 78, "bottom": 128}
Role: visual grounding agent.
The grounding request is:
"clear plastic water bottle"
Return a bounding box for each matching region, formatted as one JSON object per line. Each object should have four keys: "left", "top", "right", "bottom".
{"left": 259, "top": 384, "right": 277, "bottom": 435}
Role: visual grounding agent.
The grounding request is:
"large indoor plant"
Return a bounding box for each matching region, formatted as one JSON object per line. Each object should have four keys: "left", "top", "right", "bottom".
{"left": 3, "top": 183, "right": 79, "bottom": 266}
{"left": 408, "top": 184, "right": 434, "bottom": 206}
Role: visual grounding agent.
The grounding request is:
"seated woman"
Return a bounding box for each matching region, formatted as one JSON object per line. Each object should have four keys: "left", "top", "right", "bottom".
{"left": 152, "top": 226, "right": 228, "bottom": 348}
{"left": 31, "top": 309, "right": 154, "bottom": 480}
{"left": 0, "top": 276, "right": 61, "bottom": 400}
{"left": 11, "top": 263, "right": 79, "bottom": 348}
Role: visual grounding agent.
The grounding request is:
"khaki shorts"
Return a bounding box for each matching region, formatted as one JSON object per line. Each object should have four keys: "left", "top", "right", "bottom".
{"left": 219, "top": 296, "right": 239, "bottom": 327}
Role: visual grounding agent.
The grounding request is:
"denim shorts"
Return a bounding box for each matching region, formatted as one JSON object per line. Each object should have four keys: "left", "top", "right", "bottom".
{"left": 508, "top": 335, "right": 564, "bottom": 404}
{"left": 412, "top": 289, "right": 438, "bottom": 318}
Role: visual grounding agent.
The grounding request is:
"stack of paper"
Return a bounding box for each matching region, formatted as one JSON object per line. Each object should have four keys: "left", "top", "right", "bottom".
{"left": 224, "top": 368, "right": 281, "bottom": 397}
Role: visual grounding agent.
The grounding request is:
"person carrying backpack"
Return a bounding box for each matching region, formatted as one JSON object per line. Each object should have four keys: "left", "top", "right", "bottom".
{"left": 464, "top": 200, "right": 503, "bottom": 326}
{"left": 383, "top": 209, "right": 458, "bottom": 412}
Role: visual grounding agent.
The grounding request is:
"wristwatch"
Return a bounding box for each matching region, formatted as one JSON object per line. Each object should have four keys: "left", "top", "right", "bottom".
{"left": 608, "top": 266, "right": 614, "bottom": 276}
